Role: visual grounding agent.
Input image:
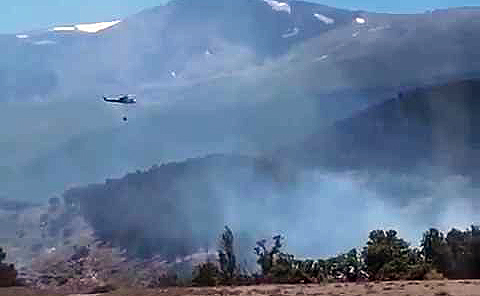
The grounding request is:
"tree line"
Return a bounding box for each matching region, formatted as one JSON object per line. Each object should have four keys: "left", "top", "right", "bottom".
{"left": 192, "top": 225, "right": 480, "bottom": 286}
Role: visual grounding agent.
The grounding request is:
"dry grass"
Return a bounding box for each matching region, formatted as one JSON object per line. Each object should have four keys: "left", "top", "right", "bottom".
{"left": 0, "top": 287, "right": 66, "bottom": 296}
{"left": 434, "top": 291, "right": 451, "bottom": 296}
{"left": 3, "top": 280, "right": 480, "bottom": 296}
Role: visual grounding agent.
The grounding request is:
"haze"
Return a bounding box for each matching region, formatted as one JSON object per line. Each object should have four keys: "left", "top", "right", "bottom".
{"left": 1, "top": 0, "right": 480, "bottom": 267}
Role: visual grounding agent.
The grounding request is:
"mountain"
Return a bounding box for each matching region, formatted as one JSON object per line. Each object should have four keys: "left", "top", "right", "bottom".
{"left": 2, "top": 2, "right": 480, "bottom": 104}
{"left": 6, "top": 0, "right": 480, "bottom": 262}
{"left": 4, "top": 1, "right": 480, "bottom": 202}
{"left": 60, "top": 79, "right": 480, "bottom": 261}
{"left": 286, "top": 79, "right": 480, "bottom": 177}
{"left": 17, "top": 92, "right": 363, "bottom": 200}
{"left": 1, "top": 0, "right": 367, "bottom": 200}
{"left": 0, "top": 0, "right": 356, "bottom": 102}
{"left": 62, "top": 153, "right": 282, "bottom": 259}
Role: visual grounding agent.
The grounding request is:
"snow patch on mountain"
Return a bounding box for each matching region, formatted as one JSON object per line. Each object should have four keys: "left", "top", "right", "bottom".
{"left": 51, "top": 20, "right": 121, "bottom": 33}
{"left": 16, "top": 34, "right": 29, "bottom": 39}
{"left": 75, "top": 20, "right": 121, "bottom": 33}
{"left": 314, "top": 13, "right": 335, "bottom": 25}
{"left": 282, "top": 27, "right": 299, "bottom": 38}
{"left": 34, "top": 40, "right": 56, "bottom": 45}
{"left": 52, "top": 26, "right": 76, "bottom": 32}
{"left": 263, "top": 0, "right": 291, "bottom": 14}
{"left": 355, "top": 17, "right": 366, "bottom": 24}
{"left": 171, "top": 71, "right": 177, "bottom": 78}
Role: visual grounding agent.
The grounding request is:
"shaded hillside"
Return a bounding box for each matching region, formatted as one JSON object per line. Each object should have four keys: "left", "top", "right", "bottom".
{"left": 291, "top": 79, "right": 480, "bottom": 175}
{"left": 56, "top": 82, "right": 480, "bottom": 261}
{"left": 62, "top": 154, "right": 283, "bottom": 259}
{"left": 17, "top": 91, "right": 365, "bottom": 201}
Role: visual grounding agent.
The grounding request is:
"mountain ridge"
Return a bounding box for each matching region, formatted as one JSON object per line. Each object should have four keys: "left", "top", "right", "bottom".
{"left": 4, "top": 0, "right": 480, "bottom": 203}
{"left": 283, "top": 78, "right": 480, "bottom": 178}
{"left": 3, "top": 0, "right": 480, "bottom": 103}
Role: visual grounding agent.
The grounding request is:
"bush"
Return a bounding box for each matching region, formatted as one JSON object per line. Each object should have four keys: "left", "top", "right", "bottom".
{"left": 363, "top": 230, "right": 420, "bottom": 280}
{"left": 253, "top": 235, "right": 314, "bottom": 284}
{"left": 0, "top": 248, "right": 5, "bottom": 264}
{"left": 0, "top": 264, "right": 16, "bottom": 287}
{"left": 0, "top": 248, "right": 16, "bottom": 287}
{"left": 254, "top": 235, "right": 284, "bottom": 276}
{"left": 405, "top": 264, "right": 430, "bottom": 280}
{"left": 89, "top": 283, "right": 116, "bottom": 294}
{"left": 192, "top": 262, "right": 220, "bottom": 287}
{"left": 146, "top": 271, "right": 179, "bottom": 288}
{"left": 424, "top": 269, "right": 445, "bottom": 280}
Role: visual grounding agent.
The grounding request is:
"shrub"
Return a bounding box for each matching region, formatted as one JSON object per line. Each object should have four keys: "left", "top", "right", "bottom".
{"left": 254, "top": 235, "right": 284, "bottom": 276}
{"left": 363, "top": 230, "right": 420, "bottom": 280}
{"left": 405, "top": 264, "right": 430, "bottom": 280}
{"left": 0, "top": 248, "right": 5, "bottom": 264}
{"left": 0, "top": 248, "right": 16, "bottom": 287}
{"left": 424, "top": 269, "right": 445, "bottom": 280}
{"left": 192, "top": 262, "right": 220, "bottom": 286}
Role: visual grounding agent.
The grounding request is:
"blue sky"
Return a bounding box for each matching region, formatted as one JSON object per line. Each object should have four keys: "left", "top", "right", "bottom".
{"left": 1, "top": 0, "right": 480, "bottom": 34}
